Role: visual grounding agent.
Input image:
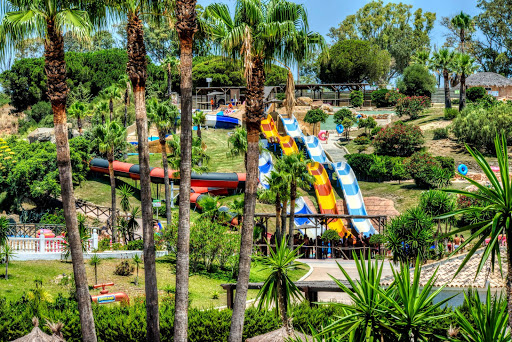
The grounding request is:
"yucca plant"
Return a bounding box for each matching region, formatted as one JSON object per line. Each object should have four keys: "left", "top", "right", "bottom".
{"left": 118, "top": 184, "right": 134, "bottom": 213}
{"left": 132, "top": 254, "right": 142, "bottom": 286}
{"left": 88, "top": 254, "right": 102, "bottom": 285}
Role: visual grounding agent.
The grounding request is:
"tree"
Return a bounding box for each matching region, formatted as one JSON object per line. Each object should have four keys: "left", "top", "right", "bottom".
{"left": 439, "top": 134, "right": 512, "bottom": 329}
{"left": 328, "top": 0, "right": 435, "bottom": 79}
{"left": 95, "top": 101, "right": 109, "bottom": 125}
{"left": 451, "top": 12, "right": 473, "bottom": 53}
{"left": 147, "top": 98, "right": 180, "bottom": 225}
{"left": 227, "top": 127, "right": 247, "bottom": 159}
{"left": 317, "top": 40, "right": 390, "bottom": 84}
{"left": 397, "top": 64, "right": 436, "bottom": 97}
{"left": 204, "top": 3, "right": 320, "bottom": 340}
{"left": 453, "top": 53, "right": 477, "bottom": 111}
{"left": 260, "top": 170, "right": 290, "bottom": 242}
{"left": 102, "top": 84, "right": 122, "bottom": 121}
{"left": 88, "top": 254, "right": 102, "bottom": 285}
{"left": 0, "top": 217, "right": 8, "bottom": 246}
{"left": 410, "top": 50, "right": 430, "bottom": 67}
{"left": 333, "top": 108, "right": 353, "bottom": 126}
{"left": 277, "top": 153, "right": 314, "bottom": 250}
{"left": 118, "top": 184, "right": 134, "bottom": 213}
{"left": 358, "top": 117, "right": 377, "bottom": 135}
{"left": 255, "top": 237, "right": 303, "bottom": 333}
{"left": 430, "top": 49, "right": 456, "bottom": 109}
{"left": 0, "top": 243, "right": 15, "bottom": 280}
{"left": 166, "top": 134, "right": 210, "bottom": 173}
{"left": 93, "top": 120, "right": 127, "bottom": 242}
{"left": 192, "top": 110, "right": 206, "bottom": 140}
{"left": 132, "top": 254, "right": 142, "bottom": 285}
{"left": 0, "top": 1, "right": 99, "bottom": 340}
{"left": 118, "top": 74, "right": 132, "bottom": 127}
{"left": 303, "top": 109, "right": 328, "bottom": 136}
{"left": 68, "top": 101, "right": 86, "bottom": 134}
{"left": 163, "top": 55, "right": 179, "bottom": 97}
{"left": 174, "top": 1, "right": 198, "bottom": 341}
{"left": 342, "top": 118, "right": 354, "bottom": 141}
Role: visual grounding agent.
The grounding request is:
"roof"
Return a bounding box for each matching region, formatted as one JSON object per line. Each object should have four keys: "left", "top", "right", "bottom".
{"left": 11, "top": 318, "right": 66, "bottom": 342}
{"left": 381, "top": 248, "right": 506, "bottom": 288}
{"left": 246, "top": 327, "right": 312, "bottom": 342}
{"left": 455, "top": 72, "right": 512, "bottom": 88}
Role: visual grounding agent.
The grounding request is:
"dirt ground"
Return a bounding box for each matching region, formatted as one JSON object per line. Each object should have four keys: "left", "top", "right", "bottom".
{"left": 0, "top": 104, "right": 20, "bottom": 136}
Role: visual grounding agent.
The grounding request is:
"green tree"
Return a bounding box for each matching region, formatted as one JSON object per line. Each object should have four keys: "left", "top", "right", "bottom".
{"left": 342, "top": 117, "right": 354, "bottom": 141}
{"left": 0, "top": 217, "right": 8, "bottom": 247}
{"left": 317, "top": 40, "right": 390, "bottom": 84}
{"left": 453, "top": 53, "right": 478, "bottom": 111}
{"left": 102, "top": 84, "right": 122, "bottom": 122}
{"left": 0, "top": 1, "right": 100, "bottom": 340}
{"left": 93, "top": 120, "right": 127, "bottom": 242}
{"left": 333, "top": 108, "right": 353, "bottom": 125}
{"left": 410, "top": 49, "right": 430, "bottom": 67}
{"left": 430, "top": 48, "right": 456, "bottom": 109}
{"left": 255, "top": 237, "right": 303, "bottom": 333}
{"left": 166, "top": 135, "right": 210, "bottom": 174}
{"left": 163, "top": 55, "right": 179, "bottom": 97}
{"left": 227, "top": 127, "right": 247, "bottom": 159}
{"left": 132, "top": 254, "right": 142, "bottom": 286}
{"left": 276, "top": 153, "right": 314, "bottom": 250}
{"left": 0, "top": 243, "right": 15, "bottom": 280}
{"left": 88, "top": 254, "right": 102, "bottom": 285}
{"left": 147, "top": 98, "right": 180, "bottom": 225}
{"left": 397, "top": 64, "right": 436, "bottom": 97}
{"left": 192, "top": 110, "right": 206, "bottom": 140}
{"left": 260, "top": 170, "right": 290, "bottom": 242}
{"left": 358, "top": 117, "right": 377, "bottom": 134}
{"left": 350, "top": 90, "right": 364, "bottom": 107}
{"left": 67, "top": 101, "right": 86, "bottom": 134}
{"left": 118, "top": 184, "right": 134, "bottom": 213}
{"left": 303, "top": 109, "right": 328, "bottom": 135}
{"left": 451, "top": 12, "right": 473, "bottom": 53}
{"left": 94, "top": 101, "right": 109, "bottom": 125}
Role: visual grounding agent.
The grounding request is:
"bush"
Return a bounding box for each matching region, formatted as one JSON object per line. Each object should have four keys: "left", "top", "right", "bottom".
{"left": 333, "top": 108, "right": 353, "bottom": 125}
{"left": 345, "top": 154, "right": 407, "bottom": 182}
{"left": 354, "top": 135, "right": 370, "bottom": 145}
{"left": 126, "top": 239, "right": 144, "bottom": 250}
{"left": 322, "top": 229, "right": 341, "bottom": 241}
{"left": 395, "top": 96, "right": 431, "bottom": 119}
{"left": 26, "top": 101, "right": 52, "bottom": 123}
{"left": 466, "top": 86, "right": 486, "bottom": 102}
{"left": 372, "top": 121, "right": 424, "bottom": 157}
{"left": 114, "top": 260, "right": 134, "bottom": 276}
{"left": 433, "top": 128, "right": 448, "bottom": 140}
{"left": 385, "top": 89, "right": 403, "bottom": 106}
{"left": 98, "top": 238, "right": 110, "bottom": 251}
{"left": 303, "top": 109, "right": 328, "bottom": 128}
{"left": 418, "top": 190, "right": 456, "bottom": 219}
{"left": 434, "top": 156, "right": 455, "bottom": 178}
{"left": 444, "top": 108, "right": 458, "bottom": 120}
{"left": 397, "top": 64, "right": 436, "bottom": 97}
{"left": 370, "top": 126, "right": 382, "bottom": 136}
{"left": 371, "top": 89, "right": 391, "bottom": 107}
{"left": 452, "top": 103, "right": 512, "bottom": 153}
{"left": 452, "top": 98, "right": 460, "bottom": 105}
{"left": 358, "top": 116, "right": 377, "bottom": 134}
{"left": 405, "top": 152, "right": 451, "bottom": 188}
{"left": 350, "top": 90, "right": 364, "bottom": 107}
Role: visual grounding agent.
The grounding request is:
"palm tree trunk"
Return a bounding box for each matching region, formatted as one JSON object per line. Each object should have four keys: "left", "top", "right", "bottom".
{"left": 443, "top": 70, "right": 451, "bottom": 109}
{"left": 167, "top": 63, "right": 173, "bottom": 98}
{"left": 127, "top": 13, "right": 160, "bottom": 342}
{"left": 288, "top": 181, "right": 297, "bottom": 250}
{"left": 109, "top": 98, "right": 114, "bottom": 121}
{"left": 160, "top": 134, "right": 172, "bottom": 225}
{"left": 277, "top": 273, "right": 289, "bottom": 329}
{"left": 94, "top": 265, "right": 97, "bottom": 285}
{"left": 229, "top": 56, "right": 265, "bottom": 342}
{"left": 197, "top": 123, "right": 202, "bottom": 140}
{"left": 108, "top": 154, "right": 117, "bottom": 243}
{"left": 5, "top": 258, "right": 7, "bottom": 279}
{"left": 124, "top": 81, "right": 130, "bottom": 127}
{"left": 281, "top": 199, "right": 288, "bottom": 240}
{"left": 506, "top": 229, "right": 512, "bottom": 329}
{"left": 275, "top": 192, "right": 282, "bottom": 241}
{"left": 459, "top": 72, "right": 466, "bottom": 111}
{"left": 45, "top": 19, "right": 97, "bottom": 342}
{"left": 174, "top": 1, "right": 198, "bottom": 341}
{"left": 78, "top": 114, "right": 82, "bottom": 134}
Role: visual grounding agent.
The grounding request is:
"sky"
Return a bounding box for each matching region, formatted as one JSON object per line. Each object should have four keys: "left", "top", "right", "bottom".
{"left": 197, "top": 0, "right": 481, "bottom": 47}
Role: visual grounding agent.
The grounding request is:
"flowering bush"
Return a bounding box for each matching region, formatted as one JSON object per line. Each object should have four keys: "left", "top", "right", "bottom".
{"left": 395, "top": 96, "right": 431, "bottom": 119}
{"left": 372, "top": 121, "right": 424, "bottom": 157}
{"left": 405, "top": 152, "right": 451, "bottom": 188}
{"left": 385, "top": 89, "right": 404, "bottom": 106}
{"left": 354, "top": 135, "right": 371, "bottom": 145}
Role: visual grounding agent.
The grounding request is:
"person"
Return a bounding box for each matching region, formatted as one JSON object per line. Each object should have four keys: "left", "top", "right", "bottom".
{"left": 453, "top": 234, "right": 461, "bottom": 252}
{"left": 210, "top": 98, "right": 215, "bottom": 109}
{"left": 460, "top": 234, "right": 465, "bottom": 251}
{"left": 325, "top": 130, "right": 330, "bottom": 144}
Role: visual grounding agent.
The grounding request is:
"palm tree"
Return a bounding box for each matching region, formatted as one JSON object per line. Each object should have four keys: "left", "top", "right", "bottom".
{"left": 163, "top": 54, "right": 179, "bottom": 98}
{"left": 175, "top": 1, "right": 199, "bottom": 341}
{"left": 147, "top": 98, "right": 180, "bottom": 225}
{"left": 430, "top": 49, "right": 456, "bottom": 109}
{"left": 118, "top": 74, "right": 132, "bottom": 127}
{"left": 203, "top": 4, "right": 321, "bottom": 338}
{"left": 439, "top": 134, "right": 512, "bottom": 329}
{"left": 102, "top": 84, "right": 122, "bottom": 121}
{"left": 133, "top": 254, "right": 142, "bottom": 285}
{"left": 193, "top": 110, "right": 206, "bottom": 140}
{"left": 95, "top": 100, "right": 109, "bottom": 125}
{"left": 0, "top": 243, "right": 15, "bottom": 280}
{"left": 227, "top": 127, "right": 247, "bottom": 159}
{"left": 166, "top": 134, "right": 210, "bottom": 174}
{"left": 453, "top": 53, "right": 477, "bottom": 111}
{"left": 93, "top": 120, "right": 127, "bottom": 242}
{"left": 277, "top": 153, "right": 314, "bottom": 250}
{"left": 0, "top": 216, "right": 8, "bottom": 246}
{"left": 118, "top": 184, "right": 134, "bottom": 213}
{"left": 260, "top": 170, "right": 290, "bottom": 242}
{"left": 410, "top": 50, "right": 430, "bottom": 67}
{"left": 256, "top": 237, "right": 303, "bottom": 334}
{"left": 68, "top": 101, "right": 86, "bottom": 134}
{"left": 0, "top": 2, "right": 99, "bottom": 340}
{"left": 88, "top": 254, "right": 102, "bottom": 285}
{"left": 451, "top": 11, "right": 472, "bottom": 52}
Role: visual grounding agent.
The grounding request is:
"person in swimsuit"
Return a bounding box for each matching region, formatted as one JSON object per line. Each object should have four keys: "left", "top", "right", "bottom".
{"left": 453, "top": 234, "right": 461, "bottom": 252}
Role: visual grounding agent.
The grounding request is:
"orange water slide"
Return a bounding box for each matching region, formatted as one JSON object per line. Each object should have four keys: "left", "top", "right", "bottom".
{"left": 260, "top": 114, "right": 298, "bottom": 155}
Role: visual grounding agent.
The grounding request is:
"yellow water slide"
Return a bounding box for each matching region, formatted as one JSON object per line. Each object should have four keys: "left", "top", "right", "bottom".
{"left": 260, "top": 115, "right": 298, "bottom": 155}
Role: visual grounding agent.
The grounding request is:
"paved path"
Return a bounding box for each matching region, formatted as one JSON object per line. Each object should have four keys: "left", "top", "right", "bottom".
{"left": 322, "top": 135, "right": 348, "bottom": 163}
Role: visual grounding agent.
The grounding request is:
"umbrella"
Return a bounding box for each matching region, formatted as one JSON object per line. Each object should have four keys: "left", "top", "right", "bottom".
{"left": 246, "top": 327, "right": 313, "bottom": 342}
{"left": 11, "top": 317, "right": 66, "bottom": 342}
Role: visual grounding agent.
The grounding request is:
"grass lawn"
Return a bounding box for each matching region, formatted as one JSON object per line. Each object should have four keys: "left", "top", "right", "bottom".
{"left": 0, "top": 257, "right": 309, "bottom": 309}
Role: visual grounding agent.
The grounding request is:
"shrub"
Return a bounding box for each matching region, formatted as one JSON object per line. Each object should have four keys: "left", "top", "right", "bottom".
{"left": 397, "top": 64, "right": 436, "bottom": 97}
{"left": 114, "top": 260, "right": 134, "bottom": 276}
{"left": 39, "top": 209, "right": 66, "bottom": 224}
{"left": 452, "top": 103, "right": 512, "bottom": 153}
{"left": 98, "top": 238, "right": 110, "bottom": 251}
{"left": 372, "top": 121, "right": 424, "bottom": 157}
{"left": 126, "top": 239, "right": 144, "bottom": 250}
{"left": 354, "top": 135, "right": 370, "bottom": 145}
{"left": 433, "top": 128, "right": 448, "bottom": 140}
{"left": 384, "top": 89, "right": 404, "bottom": 106}
{"left": 322, "top": 229, "right": 341, "bottom": 241}
{"left": 345, "top": 154, "right": 407, "bottom": 182}
{"left": 475, "top": 94, "right": 497, "bottom": 108}
{"left": 434, "top": 156, "right": 455, "bottom": 178}
{"left": 370, "top": 126, "right": 382, "bottom": 136}
{"left": 418, "top": 190, "right": 456, "bottom": 219}
{"left": 405, "top": 152, "right": 451, "bottom": 188}
{"left": 371, "top": 89, "right": 390, "bottom": 107}
{"left": 466, "top": 86, "right": 486, "bottom": 102}
{"left": 303, "top": 109, "right": 328, "bottom": 135}
{"left": 452, "top": 98, "right": 460, "bottom": 105}
{"left": 25, "top": 101, "right": 52, "bottom": 123}
{"left": 333, "top": 108, "right": 353, "bottom": 125}
{"left": 350, "top": 90, "right": 364, "bottom": 107}
{"left": 358, "top": 116, "right": 377, "bottom": 134}
{"left": 444, "top": 108, "right": 458, "bottom": 120}
{"left": 395, "top": 96, "right": 431, "bottom": 119}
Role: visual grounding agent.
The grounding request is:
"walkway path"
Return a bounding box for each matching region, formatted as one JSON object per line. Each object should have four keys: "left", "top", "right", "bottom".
{"left": 322, "top": 135, "right": 348, "bottom": 162}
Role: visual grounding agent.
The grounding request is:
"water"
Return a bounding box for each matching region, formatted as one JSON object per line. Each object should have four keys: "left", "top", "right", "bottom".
{"left": 321, "top": 109, "right": 396, "bottom": 131}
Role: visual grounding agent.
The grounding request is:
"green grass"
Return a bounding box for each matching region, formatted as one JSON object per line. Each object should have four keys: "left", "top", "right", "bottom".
{"left": 0, "top": 258, "right": 309, "bottom": 309}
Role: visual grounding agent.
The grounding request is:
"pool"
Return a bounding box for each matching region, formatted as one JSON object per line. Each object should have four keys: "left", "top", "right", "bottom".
{"left": 321, "top": 108, "right": 395, "bottom": 130}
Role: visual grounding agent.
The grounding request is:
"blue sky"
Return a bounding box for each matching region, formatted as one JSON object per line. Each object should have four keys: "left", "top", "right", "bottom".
{"left": 198, "top": 0, "right": 480, "bottom": 47}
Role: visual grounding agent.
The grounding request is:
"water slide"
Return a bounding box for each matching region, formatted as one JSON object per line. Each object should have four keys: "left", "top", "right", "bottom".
{"left": 280, "top": 114, "right": 376, "bottom": 237}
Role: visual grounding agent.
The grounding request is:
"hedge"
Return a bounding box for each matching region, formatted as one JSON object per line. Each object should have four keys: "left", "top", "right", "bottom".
{"left": 345, "top": 154, "right": 407, "bottom": 182}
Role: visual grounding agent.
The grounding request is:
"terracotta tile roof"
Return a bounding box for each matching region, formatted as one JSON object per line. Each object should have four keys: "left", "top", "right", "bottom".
{"left": 381, "top": 248, "right": 506, "bottom": 288}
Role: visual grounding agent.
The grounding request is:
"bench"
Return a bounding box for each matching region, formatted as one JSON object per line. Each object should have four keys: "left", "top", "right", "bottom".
{"left": 220, "top": 280, "right": 352, "bottom": 309}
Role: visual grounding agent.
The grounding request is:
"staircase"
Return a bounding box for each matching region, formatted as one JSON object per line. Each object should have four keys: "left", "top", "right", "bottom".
{"left": 432, "top": 88, "right": 457, "bottom": 104}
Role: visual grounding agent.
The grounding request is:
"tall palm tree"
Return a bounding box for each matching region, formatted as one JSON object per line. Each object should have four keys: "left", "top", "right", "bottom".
{"left": 260, "top": 170, "right": 290, "bottom": 241}
{"left": 93, "top": 119, "right": 127, "bottom": 242}
{"left": 227, "top": 127, "right": 247, "bottom": 159}
{"left": 163, "top": 54, "right": 179, "bottom": 98}
{"left": 451, "top": 11, "right": 472, "bottom": 52}
{"left": 453, "top": 53, "right": 477, "bottom": 111}
{"left": 203, "top": 5, "right": 321, "bottom": 339}
{"left": 192, "top": 110, "right": 206, "bottom": 140}
{"left": 118, "top": 74, "right": 132, "bottom": 127}
{"left": 0, "top": 1, "right": 99, "bottom": 341}
{"left": 430, "top": 49, "right": 456, "bottom": 109}
{"left": 68, "top": 101, "right": 86, "bottom": 134}
{"left": 174, "top": 1, "right": 198, "bottom": 341}
{"left": 276, "top": 153, "right": 314, "bottom": 250}
{"left": 410, "top": 50, "right": 430, "bottom": 68}
{"left": 439, "top": 134, "right": 512, "bottom": 329}
{"left": 102, "top": 84, "right": 122, "bottom": 121}
{"left": 147, "top": 97, "right": 180, "bottom": 225}
{"left": 95, "top": 100, "right": 109, "bottom": 125}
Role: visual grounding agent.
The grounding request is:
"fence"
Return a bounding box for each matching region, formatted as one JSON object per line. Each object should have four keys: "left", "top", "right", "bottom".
{"left": 7, "top": 229, "right": 99, "bottom": 254}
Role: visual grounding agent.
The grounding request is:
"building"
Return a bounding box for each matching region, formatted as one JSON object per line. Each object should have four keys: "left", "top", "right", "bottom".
{"left": 459, "top": 72, "right": 512, "bottom": 100}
